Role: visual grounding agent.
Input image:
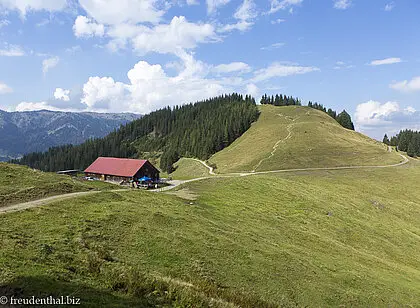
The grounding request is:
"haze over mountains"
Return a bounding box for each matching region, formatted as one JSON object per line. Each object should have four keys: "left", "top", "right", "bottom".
{"left": 0, "top": 110, "right": 140, "bottom": 161}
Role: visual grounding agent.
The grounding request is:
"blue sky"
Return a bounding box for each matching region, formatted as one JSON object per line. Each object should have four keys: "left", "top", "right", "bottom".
{"left": 0, "top": 0, "right": 419, "bottom": 139}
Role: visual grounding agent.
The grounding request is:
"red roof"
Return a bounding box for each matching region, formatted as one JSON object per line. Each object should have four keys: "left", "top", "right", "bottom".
{"left": 84, "top": 157, "right": 148, "bottom": 177}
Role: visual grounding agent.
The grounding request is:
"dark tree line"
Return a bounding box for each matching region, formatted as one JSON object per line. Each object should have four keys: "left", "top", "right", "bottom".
{"left": 383, "top": 130, "right": 420, "bottom": 157}
{"left": 307, "top": 101, "right": 354, "bottom": 130}
{"left": 260, "top": 94, "right": 302, "bottom": 106}
{"left": 13, "top": 94, "right": 259, "bottom": 173}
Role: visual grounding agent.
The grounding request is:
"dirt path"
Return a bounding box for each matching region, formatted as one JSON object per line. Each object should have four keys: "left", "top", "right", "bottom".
{"left": 238, "top": 152, "right": 409, "bottom": 177}
{"left": 1, "top": 151, "right": 410, "bottom": 213}
{"left": 0, "top": 191, "right": 100, "bottom": 215}
{"left": 0, "top": 189, "right": 129, "bottom": 215}
{"left": 252, "top": 114, "right": 299, "bottom": 172}
{"left": 192, "top": 159, "right": 217, "bottom": 175}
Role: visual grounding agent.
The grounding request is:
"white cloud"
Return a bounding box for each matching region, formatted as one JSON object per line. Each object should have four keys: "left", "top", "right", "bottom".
{"left": 0, "top": 82, "right": 13, "bottom": 94}
{"left": 219, "top": 21, "right": 254, "bottom": 32}
{"left": 369, "top": 57, "right": 402, "bottom": 66}
{"left": 271, "top": 18, "right": 286, "bottom": 24}
{"left": 213, "top": 62, "right": 251, "bottom": 74}
{"left": 354, "top": 100, "right": 420, "bottom": 138}
{"left": 385, "top": 2, "right": 395, "bottom": 11}
{"left": 78, "top": 0, "right": 164, "bottom": 25}
{"left": 334, "top": 61, "right": 354, "bottom": 69}
{"left": 206, "top": 0, "right": 231, "bottom": 14}
{"left": 73, "top": 15, "right": 105, "bottom": 38}
{"left": 269, "top": 0, "right": 303, "bottom": 15}
{"left": 80, "top": 55, "right": 228, "bottom": 114}
{"left": 252, "top": 63, "right": 319, "bottom": 82}
{"left": 42, "top": 56, "right": 59, "bottom": 75}
{"left": 245, "top": 83, "right": 259, "bottom": 97}
{"left": 234, "top": 0, "right": 257, "bottom": 20}
{"left": 0, "top": 43, "right": 25, "bottom": 56}
{"left": 390, "top": 76, "right": 420, "bottom": 93}
{"left": 260, "top": 42, "right": 285, "bottom": 50}
{"left": 129, "top": 16, "right": 217, "bottom": 55}
{"left": 186, "top": 0, "right": 199, "bottom": 5}
{"left": 81, "top": 77, "right": 127, "bottom": 110}
{"left": 219, "top": 0, "right": 257, "bottom": 33}
{"left": 333, "top": 0, "right": 352, "bottom": 10}
{"left": 54, "top": 88, "right": 70, "bottom": 101}
{"left": 0, "top": 0, "right": 67, "bottom": 16}
{"left": 15, "top": 101, "right": 64, "bottom": 112}
{"left": 355, "top": 100, "right": 399, "bottom": 127}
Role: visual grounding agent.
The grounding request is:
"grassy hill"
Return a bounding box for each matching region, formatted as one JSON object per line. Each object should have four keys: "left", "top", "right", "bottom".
{"left": 0, "top": 159, "right": 419, "bottom": 306}
{"left": 170, "top": 158, "right": 212, "bottom": 180}
{"left": 0, "top": 163, "right": 113, "bottom": 207}
{"left": 208, "top": 105, "right": 402, "bottom": 173}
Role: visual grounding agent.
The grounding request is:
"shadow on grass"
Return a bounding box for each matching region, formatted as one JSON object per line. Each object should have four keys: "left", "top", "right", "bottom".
{"left": 0, "top": 276, "right": 150, "bottom": 307}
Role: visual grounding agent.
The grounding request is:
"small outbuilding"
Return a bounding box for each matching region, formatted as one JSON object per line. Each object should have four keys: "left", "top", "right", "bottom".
{"left": 84, "top": 157, "right": 160, "bottom": 183}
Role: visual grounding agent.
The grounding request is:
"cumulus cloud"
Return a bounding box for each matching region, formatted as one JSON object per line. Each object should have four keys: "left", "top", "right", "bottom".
{"left": 269, "top": 0, "right": 303, "bottom": 15}
{"left": 0, "top": 82, "right": 13, "bottom": 94}
{"left": 0, "top": 43, "right": 25, "bottom": 56}
{"left": 54, "top": 88, "right": 70, "bottom": 101}
{"left": 206, "top": 0, "right": 231, "bottom": 14}
{"left": 85, "top": 16, "right": 217, "bottom": 56}
{"left": 78, "top": 0, "right": 164, "bottom": 25}
{"left": 333, "top": 0, "right": 352, "bottom": 10}
{"left": 213, "top": 62, "right": 251, "bottom": 74}
{"left": 73, "top": 15, "right": 105, "bottom": 38}
{"left": 0, "top": 0, "right": 67, "bottom": 16}
{"left": 369, "top": 57, "right": 402, "bottom": 66}
{"left": 252, "top": 63, "right": 319, "bottom": 82}
{"left": 78, "top": 55, "right": 228, "bottom": 114}
{"left": 354, "top": 100, "right": 420, "bottom": 138}
{"left": 219, "top": 0, "right": 257, "bottom": 33}
{"left": 389, "top": 76, "right": 420, "bottom": 93}
{"left": 130, "top": 16, "right": 217, "bottom": 55}
{"left": 42, "top": 56, "right": 59, "bottom": 75}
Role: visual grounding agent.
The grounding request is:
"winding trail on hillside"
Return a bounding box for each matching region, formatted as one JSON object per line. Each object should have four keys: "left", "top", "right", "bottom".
{"left": 252, "top": 114, "right": 300, "bottom": 172}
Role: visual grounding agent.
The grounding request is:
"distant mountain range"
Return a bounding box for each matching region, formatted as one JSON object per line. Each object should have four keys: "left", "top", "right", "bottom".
{"left": 0, "top": 110, "right": 141, "bottom": 161}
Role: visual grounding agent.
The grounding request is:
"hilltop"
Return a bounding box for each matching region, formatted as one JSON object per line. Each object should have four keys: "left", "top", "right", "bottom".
{"left": 208, "top": 105, "right": 402, "bottom": 174}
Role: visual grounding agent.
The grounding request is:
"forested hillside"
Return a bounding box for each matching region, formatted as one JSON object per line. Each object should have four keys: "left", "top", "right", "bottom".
{"left": 14, "top": 94, "right": 259, "bottom": 173}
{"left": 384, "top": 130, "right": 420, "bottom": 157}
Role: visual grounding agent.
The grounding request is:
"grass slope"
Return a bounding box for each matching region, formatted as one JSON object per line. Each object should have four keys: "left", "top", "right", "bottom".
{"left": 0, "top": 160, "right": 419, "bottom": 306}
{"left": 0, "top": 163, "right": 113, "bottom": 207}
{"left": 209, "top": 105, "right": 402, "bottom": 173}
{"left": 170, "top": 158, "right": 211, "bottom": 180}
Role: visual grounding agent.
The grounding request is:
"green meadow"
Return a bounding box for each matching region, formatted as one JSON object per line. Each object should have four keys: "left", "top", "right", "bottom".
{"left": 1, "top": 159, "right": 419, "bottom": 307}
{"left": 0, "top": 163, "right": 114, "bottom": 207}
